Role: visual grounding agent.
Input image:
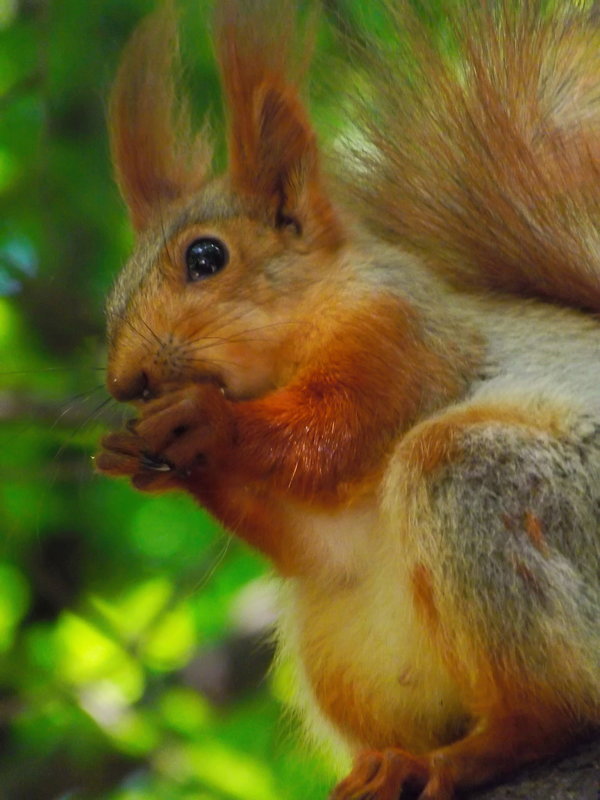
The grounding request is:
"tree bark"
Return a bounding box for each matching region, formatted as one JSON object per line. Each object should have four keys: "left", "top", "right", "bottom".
{"left": 472, "top": 736, "right": 599, "bottom": 799}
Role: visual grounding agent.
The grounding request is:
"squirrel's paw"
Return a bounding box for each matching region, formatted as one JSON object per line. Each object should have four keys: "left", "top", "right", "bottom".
{"left": 133, "top": 382, "right": 234, "bottom": 474}
{"left": 95, "top": 383, "right": 234, "bottom": 492}
{"left": 95, "top": 428, "right": 178, "bottom": 492}
{"left": 331, "top": 749, "right": 452, "bottom": 800}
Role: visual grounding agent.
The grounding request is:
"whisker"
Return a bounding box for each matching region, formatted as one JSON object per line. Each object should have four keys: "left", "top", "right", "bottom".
{"left": 48, "top": 385, "right": 107, "bottom": 431}
{"left": 139, "top": 317, "right": 165, "bottom": 348}
{"left": 184, "top": 336, "right": 240, "bottom": 350}
{"left": 116, "top": 312, "right": 155, "bottom": 351}
{"left": 230, "top": 320, "right": 313, "bottom": 336}
{"left": 187, "top": 305, "right": 258, "bottom": 340}
{"left": 185, "top": 536, "right": 232, "bottom": 597}
{"left": 184, "top": 319, "right": 311, "bottom": 349}
{"left": 0, "top": 384, "right": 108, "bottom": 451}
{"left": 184, "top": 356, "right": 243, "bottom": 368}
{"left": 166, "top": 305, "right": 259, "bottom": 349}
{"left": 126, "top": 319, "right": 154, "bottom": 349}
{"left": 51, "top": 395, "right": 115, "bottom": 464}
{"left": 177, "top": 314, "right": 257, "bottom": 340}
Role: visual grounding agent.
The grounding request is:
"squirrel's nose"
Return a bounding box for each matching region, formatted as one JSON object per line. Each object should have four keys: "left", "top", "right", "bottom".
{"left": 107, "top": 369, "right": 152, "bottom": 402}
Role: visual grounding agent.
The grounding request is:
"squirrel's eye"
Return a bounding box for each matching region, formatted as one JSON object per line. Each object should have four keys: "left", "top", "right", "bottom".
{"left": 185, "top": 238, "right": 229, "bottom": 282}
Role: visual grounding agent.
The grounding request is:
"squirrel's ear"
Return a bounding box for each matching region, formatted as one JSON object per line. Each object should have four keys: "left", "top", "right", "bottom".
{"left": 109, "top": 3, "right": 211, "bottom": 233}
{"left": 216, "top": 1, "right": 343, "bottom": 249}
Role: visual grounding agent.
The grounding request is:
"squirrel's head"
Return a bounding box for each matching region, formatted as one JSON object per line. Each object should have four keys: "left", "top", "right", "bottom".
{"left": 105, "top": 0, "right": 345, "bottom": 404}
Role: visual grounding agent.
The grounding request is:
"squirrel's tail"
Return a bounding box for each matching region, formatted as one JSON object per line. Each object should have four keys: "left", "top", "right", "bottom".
{"left": 346, "top": 1, "right": 600, "bottom": 311}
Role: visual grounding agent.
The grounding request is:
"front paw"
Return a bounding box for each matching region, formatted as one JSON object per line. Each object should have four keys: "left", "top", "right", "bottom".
{"left": 133, "top": 382, "right": 234, "bottom": 476}
{"left": 95, "top": 428, "right": 178, "bottom": 492}
{"left": 96, "top": 383, "right": 234, "bottom": 492}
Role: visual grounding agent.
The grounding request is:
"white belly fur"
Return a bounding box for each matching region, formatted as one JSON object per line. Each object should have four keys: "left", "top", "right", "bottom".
{"left": 277, "top": 497, "right": 466, "bottom": 755}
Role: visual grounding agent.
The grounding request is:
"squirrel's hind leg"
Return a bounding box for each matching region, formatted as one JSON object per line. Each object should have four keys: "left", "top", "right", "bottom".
{"left": 422, "top": 704, "right": 577, "bottom": 795}
{"left": 332, "top": 703, "right": 577, "bottom": 799}
{"left": 334, "top": 399, "right": 600, "bottom": 799}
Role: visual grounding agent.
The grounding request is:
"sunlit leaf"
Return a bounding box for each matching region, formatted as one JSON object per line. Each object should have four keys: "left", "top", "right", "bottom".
{"left": 158, "top": 687, "right": 212, "bottom": 736}
{"left": 90, "top": 578, "right": 172, "bottom": 640}
{"left": 55, "top": 612, "right": 144, "bottom": 701}
{"left": 156, "top": 741, "right": 278, "bottom": 800}
{"left": 142, "top": 603, "right": 197, "bottom": 670}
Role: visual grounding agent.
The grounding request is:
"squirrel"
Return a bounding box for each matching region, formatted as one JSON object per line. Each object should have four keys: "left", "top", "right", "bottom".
{"left": 96, "top": 1, "right": 600, "bottom": 798}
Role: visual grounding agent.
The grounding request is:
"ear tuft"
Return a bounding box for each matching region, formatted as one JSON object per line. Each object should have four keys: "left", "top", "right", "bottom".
{"left": 109, "top": 2, "right": 212, "bottom": 232}
{"left": 215, "top": 0, "right": 343, "bottom": 249}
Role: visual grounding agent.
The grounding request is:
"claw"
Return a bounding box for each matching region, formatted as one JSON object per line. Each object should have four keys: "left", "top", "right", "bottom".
{"left": 139, "top": 451, "right": 173, "bottom": 472}
{"left": 332, "top": 749, "right": 433, "bottom": 800}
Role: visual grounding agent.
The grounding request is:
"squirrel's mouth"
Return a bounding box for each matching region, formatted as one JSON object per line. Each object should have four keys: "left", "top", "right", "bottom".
{"left": 106, "top": 333, "right": 278, "bottom": 406}
{"left": 125, "top": 371, "right": 225, "bottom": 405}
{"left": 192, "top": 360, "right": 277, "bottom": 403}
{"left": 129, "top": 371, "right": 267, "bottom": 408}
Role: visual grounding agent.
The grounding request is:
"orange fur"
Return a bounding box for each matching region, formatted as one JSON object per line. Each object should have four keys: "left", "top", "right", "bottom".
{"left": 99, "top": 3, "right": 600, "bottom": 798}
{"left": 334, "top": 696, "right": 578, "bottom": 800}
{"left": 214, "top": 0, "right": 342, "bottom": 248}
{"left": 307, "top": 663, "right": 393, "bottom": 750}
{"left": 350, "top": 1, "right": 600, "bottom": 311}
{"left": 447, "top": 638, "right": 598, "bottom": 788}
{"left": 185, "top": 477, "right": 300, "bottom": 575}
{"left": 231, "top": 296, "right": 462, "bottom": 502}
{"left": 411, "top": 564, "right": 439, "bottom": 632}
{"left": 524, "top": 510, "right": 548, "bottom": 554}
{"left": 109, "top": 3, "right": 211, "bottom": 231}
{"left": 400, "top": 403, "right": 566, "bottom": 476}
{"left": 426, "top": 701, "right": 578, "bottom": 790}
{"left": 106, "top": 214, "right": 293, "bottom": 401}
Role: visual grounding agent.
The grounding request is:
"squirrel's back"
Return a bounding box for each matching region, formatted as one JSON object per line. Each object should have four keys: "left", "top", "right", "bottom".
{"left": 347, "top": 0, "right": 600, "bottom": 313}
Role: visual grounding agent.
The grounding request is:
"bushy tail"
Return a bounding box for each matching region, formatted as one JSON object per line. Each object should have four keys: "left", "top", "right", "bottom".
{"left": 346, "top": 1, "right": 600, "bottom": 311}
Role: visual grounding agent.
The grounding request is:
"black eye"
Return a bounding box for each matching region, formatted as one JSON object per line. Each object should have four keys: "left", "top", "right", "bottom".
{"left": 185, "top": 238, "right": 229, "bottom": 282}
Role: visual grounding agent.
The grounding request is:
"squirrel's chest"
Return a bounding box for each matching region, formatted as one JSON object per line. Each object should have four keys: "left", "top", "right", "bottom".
{"left": 278, "top": 505, "right": 466, "bottom": 754}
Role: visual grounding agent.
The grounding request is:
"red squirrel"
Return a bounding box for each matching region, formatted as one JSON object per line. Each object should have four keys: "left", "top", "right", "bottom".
{"left": 96, "top": 1, "right": 600, "bottom": 797}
